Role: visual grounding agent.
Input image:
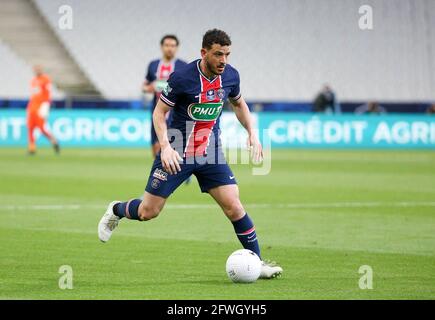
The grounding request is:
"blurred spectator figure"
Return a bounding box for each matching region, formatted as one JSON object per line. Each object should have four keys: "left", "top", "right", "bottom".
{"left": 426, "top": 103, "right": 435, "bottom": 114}
{"left": 313, "top": 84, "right": 340, "bottom": 114}
{"left": 355, "top": 101, "right": 387, "bottom": 115}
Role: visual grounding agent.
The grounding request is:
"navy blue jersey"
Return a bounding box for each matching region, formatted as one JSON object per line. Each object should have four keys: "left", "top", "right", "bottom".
{"left": 160, "top": 59, "right": 241, "bottom": 157}
{"left": 145, "top": 58, "right": 187, "bottom": 145}
{"left": 145, "top": 58, "right": 188, "bottom": 110}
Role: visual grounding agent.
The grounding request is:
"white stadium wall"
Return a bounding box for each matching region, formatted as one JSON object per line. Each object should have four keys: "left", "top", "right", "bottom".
{"left": 0, "top": 39, "right": 63, "bottom": 100}
{"left": 0, "top": 39, "right": 34, "bottom": 99}
{"left": 23, "top": 0, "right": 435, "bottom": 102}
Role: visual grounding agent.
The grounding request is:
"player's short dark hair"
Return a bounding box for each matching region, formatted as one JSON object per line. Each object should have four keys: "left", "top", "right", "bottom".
{"left": 202, "top": 29, "right": 231, "bottom": 49}
{"left": 160, "top": 34, "right": 179, "bottom": 46}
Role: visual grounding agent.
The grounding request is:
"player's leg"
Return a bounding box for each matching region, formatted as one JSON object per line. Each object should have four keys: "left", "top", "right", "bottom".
{"left": 98, "top": 154, "right": 192, "bottom": 242}
{"left": 27, "top": 116, "right": 36, "bottom": 154}
{"left": 39, "top": 124, "right": 57, "bottom": 144}
{"left": 208, "top": 184, "right": 282, "bottom": 279}
{"left": 114, "top": 191, "right": 166, "bottom": 221}
{"left": 207, "top": 184, "right": 261, "bottom": 257}
{"left": 195, "top": 163, "right": 260, "bottom": 255}
{"left": 36, "top": 118, "right": 60, "bottom": 153}
{"left": 196, "top": 163, "right": 283, "bottom": 279}
{"left": 98, "top": 192, "right": 166, "bottom": 243}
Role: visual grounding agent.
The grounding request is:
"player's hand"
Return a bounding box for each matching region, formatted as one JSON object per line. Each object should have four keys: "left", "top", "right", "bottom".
{"left": 143, "top": 83, "right": 156, "bottom": 93}
{"left": 160, "top": 144, "right": 183, "bottom": 175}
{"left": 247, "top": 134, "right": 263, "bottom": 164}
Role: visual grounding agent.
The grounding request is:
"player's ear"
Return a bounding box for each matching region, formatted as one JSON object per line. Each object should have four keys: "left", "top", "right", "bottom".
{"left": 200, "top": 48, "right": 207, "bottom": 58}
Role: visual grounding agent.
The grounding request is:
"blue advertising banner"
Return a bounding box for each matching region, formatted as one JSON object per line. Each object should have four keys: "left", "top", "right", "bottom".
{"left": 0, "top": 109, "right": 152, "bottom": 147}
{"left": 0, "top": 109, "right": 434, "bottom": 149}
{"left": 259, "top": 114, "right": 435, "bottom": 149}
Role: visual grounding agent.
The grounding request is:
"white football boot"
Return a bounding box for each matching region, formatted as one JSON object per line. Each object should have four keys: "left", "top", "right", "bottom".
{"left": 98, "top": 201, "right": 121, "bottom": 242}
{"left": 260, "top": 260, "right": 283, "bottom": 279}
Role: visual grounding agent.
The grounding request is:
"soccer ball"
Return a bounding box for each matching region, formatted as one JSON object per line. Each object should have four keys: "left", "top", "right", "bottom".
{"left": 225, "top": 249, "right": 262, "bottom": 283}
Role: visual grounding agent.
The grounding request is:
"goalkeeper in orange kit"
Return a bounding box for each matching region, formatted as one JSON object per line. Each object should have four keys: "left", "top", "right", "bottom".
{"left": 26, "top": 65, "right": 60, "bottom": 155}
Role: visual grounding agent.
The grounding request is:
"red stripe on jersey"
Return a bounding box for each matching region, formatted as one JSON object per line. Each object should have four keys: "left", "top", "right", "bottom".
{"left": 184, "top": 74, "right": 222, "bottom": 157}
{"left": 158, "top": 63, "right": 173, "bottom": 79}
{"left": 155, "top": 61, "right": 174, "bottom": 100}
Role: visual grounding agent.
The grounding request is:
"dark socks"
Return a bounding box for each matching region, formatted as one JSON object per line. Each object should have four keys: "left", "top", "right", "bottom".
{"left": 113, "top": 199, "right": 141, "bottom": 220}
{"left": 232, "top": 213, "right": 261, "bottom": 259}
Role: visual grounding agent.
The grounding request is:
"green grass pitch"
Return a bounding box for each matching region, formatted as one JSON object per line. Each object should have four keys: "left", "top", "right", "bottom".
{"left": 0, "top": 147, "right": 434, "bottom": 299}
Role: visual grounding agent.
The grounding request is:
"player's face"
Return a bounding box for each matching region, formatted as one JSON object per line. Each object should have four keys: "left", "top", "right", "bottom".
{"left": 161, "top": 39, "right": 178, "bottom": 60}
{"left": 33, "top": 65, "right": 43, "bottom": 76}
{"left": 202, "top": 44, "right": 231, "bottom": 76}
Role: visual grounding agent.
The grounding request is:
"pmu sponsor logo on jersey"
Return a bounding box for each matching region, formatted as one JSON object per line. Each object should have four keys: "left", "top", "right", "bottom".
{"left": 153, "top": 168, "right": 168, "bottom": 181}
{"left": 187, "top": 102, "right": 223, "bottom": 121}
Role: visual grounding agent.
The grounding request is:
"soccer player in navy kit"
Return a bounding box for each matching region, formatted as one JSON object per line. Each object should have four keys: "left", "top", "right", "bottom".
{"left": 99, "top": 29, "right": 282, "bottom": 279}
{"left": 143, "top": 35, "right": 187, "bottom": 157}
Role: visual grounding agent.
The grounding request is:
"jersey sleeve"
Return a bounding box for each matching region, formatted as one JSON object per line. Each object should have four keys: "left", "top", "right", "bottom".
{"left": 176, "top": 59, "right": 188, "bottom": 68}
{"left": 145, "top": 62, "right": 156, "bottom": 83}
{"left": 159, "top": 72, "right": 183, "bottom": 107}
{"left": 228, "top": 68, "right": 241, "bottom": 101}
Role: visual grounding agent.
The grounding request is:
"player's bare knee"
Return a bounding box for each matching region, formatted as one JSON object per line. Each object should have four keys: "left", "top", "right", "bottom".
{"left": 224, "top": 200, "right": 245, "bottom": 221}
{"left": 138, "top": 203, "right": 162, "bottom": 221}
{"left": 137, "top": 206, "right": 148, "bottom": 221}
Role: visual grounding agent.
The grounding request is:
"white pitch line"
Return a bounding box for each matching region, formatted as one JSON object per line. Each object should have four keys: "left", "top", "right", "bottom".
{"left": 1, "top": 201, "right": 435, "bottom": 211}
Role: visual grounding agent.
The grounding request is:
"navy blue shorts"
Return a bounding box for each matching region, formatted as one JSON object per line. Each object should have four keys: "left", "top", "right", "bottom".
{"left": 145, "top": 155, "right": 237, "bottom": 198}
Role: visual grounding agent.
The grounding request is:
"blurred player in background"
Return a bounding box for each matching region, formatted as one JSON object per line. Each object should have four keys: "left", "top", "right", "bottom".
{"left": 26, "top": 65, "right": 59, "bottom": 155}
{"left": 143, "top": 35, "right": 187, "bottom": 157}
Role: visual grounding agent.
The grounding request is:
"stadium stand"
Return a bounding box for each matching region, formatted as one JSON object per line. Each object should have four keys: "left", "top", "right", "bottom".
{"left": 0, "top": 0, "right": 99, "bottom": 97}
{"left": 32, "top": 0, "right": 435, "bottom": 103}
{"left": 0, "top": 0, "right": 433, "bottom": 110}
{"left": 0, "top": 39, "right": 36, "bottom": 99}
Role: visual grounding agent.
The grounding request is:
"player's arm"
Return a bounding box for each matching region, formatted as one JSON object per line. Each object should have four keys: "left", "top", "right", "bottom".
{"left": 143, "top": 63, "right": 156, "bottom": 93}
{"left": 143, "top": 80, "right": 156, "bottom": 93}
{"left": 230, "top": 96, "right": 263, "bottom": 163}
{"left": 153, "top": 100, "right": 182, "bottom": 174}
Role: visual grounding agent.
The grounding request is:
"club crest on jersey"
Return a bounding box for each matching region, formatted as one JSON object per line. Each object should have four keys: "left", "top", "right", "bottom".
{"left": 153, "top": 168, "right": 168, "bottom": 181}
{"left": 206, "top": 89, "right": 215, "bottom": 101}
{"left": 187, "top": 102, "right": 223, "bottom": 121}
{"left": 163, "top": 84, "right": 172, "bottom": 95}
{"left": 217, "top": 88, "right": 225, "bottom": 99}
{"left": 151, "top": 178, "right": 161, "bottom": 189}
